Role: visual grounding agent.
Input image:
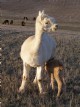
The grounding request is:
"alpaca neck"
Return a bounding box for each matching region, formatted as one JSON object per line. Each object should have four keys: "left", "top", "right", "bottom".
{"left": 34, "top": 23, "right": 44, "bottom": 53}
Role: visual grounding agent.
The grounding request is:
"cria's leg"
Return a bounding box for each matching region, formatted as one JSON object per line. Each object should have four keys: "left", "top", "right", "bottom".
{"left": 19, "top": 62, "right": 30, "bottom": 93}
{"left": 54, "top": 67, "right": 62, "bottom": 97}
{"left": 50, "top": 73, "right": 55, "bottom": 90}
{"left": 56, "top": 78, "right": 62, "bottom": 97}
{"left": 36, "top": 66, "right": 44, "bottom": 94}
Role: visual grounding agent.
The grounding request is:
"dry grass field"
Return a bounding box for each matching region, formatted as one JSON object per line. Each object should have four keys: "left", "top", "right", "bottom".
{"left": 1, "top": 23, "right": 80, "bottom": 107}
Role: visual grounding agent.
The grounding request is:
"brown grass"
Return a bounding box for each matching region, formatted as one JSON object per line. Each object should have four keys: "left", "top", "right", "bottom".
{"left": 1, "top": 25, "right": 80, "bottom": 107}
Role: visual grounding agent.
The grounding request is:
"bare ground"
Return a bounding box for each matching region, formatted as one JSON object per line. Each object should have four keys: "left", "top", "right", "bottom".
{"left": 1, "top": 24, "right": 80, "bottom": 107}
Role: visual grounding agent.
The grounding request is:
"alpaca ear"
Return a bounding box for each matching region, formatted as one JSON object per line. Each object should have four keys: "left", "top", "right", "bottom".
{"left": 39, "top": 11, "right": 42, "bottom": 16}
{"left": 42, "top": 10, "right": 45, "bottom": 15}
{"left": 38, "top": 10, "right": 44, "bottom": 21}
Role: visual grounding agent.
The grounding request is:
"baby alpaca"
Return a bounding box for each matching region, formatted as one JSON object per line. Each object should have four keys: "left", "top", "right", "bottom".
{"left": 45, "top": 58, "right": 64, "bottom": 97}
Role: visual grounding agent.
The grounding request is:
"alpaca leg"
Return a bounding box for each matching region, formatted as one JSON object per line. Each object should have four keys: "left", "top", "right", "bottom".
{"left": 19, "top": 62, "right": 30, "bottom": 93}
{"left": 33, "top": 65, "right": 45, "bottom": 84}
{"left": 36, "top": 66, "right": 44, "bottom": 94}
{"left": 54, "top": 68, "right": 62, "bottom": 97}
{"left": 33, "top": 75, "right": 37, "bottom": 84}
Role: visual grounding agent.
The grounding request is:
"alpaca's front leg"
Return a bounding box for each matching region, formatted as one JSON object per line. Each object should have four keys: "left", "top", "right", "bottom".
{"left": 19, "top": 62, "right": 30, "bottom": 93}
{"left": 36, "top": 66, "right": 44, "bottom": 94}
{"left": 33, "top": 75, "right": 37, "bottom": 84}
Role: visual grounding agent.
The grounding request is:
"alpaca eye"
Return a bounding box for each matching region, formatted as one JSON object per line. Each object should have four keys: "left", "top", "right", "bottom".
{"left": 45, "top": 22, "right": 49, "bottom": 24}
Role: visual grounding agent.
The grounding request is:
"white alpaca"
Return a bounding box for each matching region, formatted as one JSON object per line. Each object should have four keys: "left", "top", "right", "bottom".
{"left": 19, "top": 10, "right": 58, "bottom": 94}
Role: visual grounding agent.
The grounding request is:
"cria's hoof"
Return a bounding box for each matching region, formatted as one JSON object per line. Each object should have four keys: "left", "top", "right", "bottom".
{"left": 56, "top": 96, "right": 60, "bottom": 102}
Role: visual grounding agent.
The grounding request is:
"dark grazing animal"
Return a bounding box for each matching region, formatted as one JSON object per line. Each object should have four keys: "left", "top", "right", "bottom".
{"left": 10, "top": 20, "right": 13, "bottom": 25}
{"left": 23, "top": 17, "right": 28, "bottom": 20}
{"left": 21, "top": 21, "right": 26, "bottom": 26}
{"left": 2, "top": 20, "right": 9, "bottom": 24}
{"left": 33, "top": 17, "right": 36, "bottom": 21}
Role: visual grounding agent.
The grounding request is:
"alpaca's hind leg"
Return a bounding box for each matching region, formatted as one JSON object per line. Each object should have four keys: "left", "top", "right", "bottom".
{"left": 19, "top": 62, "right": 30, "bottom": 93}
{"left": 54, "top": 67, "right": 62, "bottom": 97}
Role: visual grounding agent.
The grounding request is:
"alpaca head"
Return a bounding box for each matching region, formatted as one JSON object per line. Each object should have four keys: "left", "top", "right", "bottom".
{"left": 36, "top": 10, "right": 58, "bottom": 32}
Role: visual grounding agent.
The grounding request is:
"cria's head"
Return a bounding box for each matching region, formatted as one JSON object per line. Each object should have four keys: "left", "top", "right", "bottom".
{"left": 36, "top": 10, "right": 58, "bottom": 32}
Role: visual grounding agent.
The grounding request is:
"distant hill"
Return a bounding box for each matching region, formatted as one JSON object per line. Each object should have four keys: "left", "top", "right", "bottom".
{"left": 0, "top": 0, "right": 80, "bottom": 22}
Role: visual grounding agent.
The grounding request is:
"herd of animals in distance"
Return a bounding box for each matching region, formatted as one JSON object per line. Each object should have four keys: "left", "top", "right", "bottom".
{"left": 2, "top": 16, "right": 36, "bottom": 26}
